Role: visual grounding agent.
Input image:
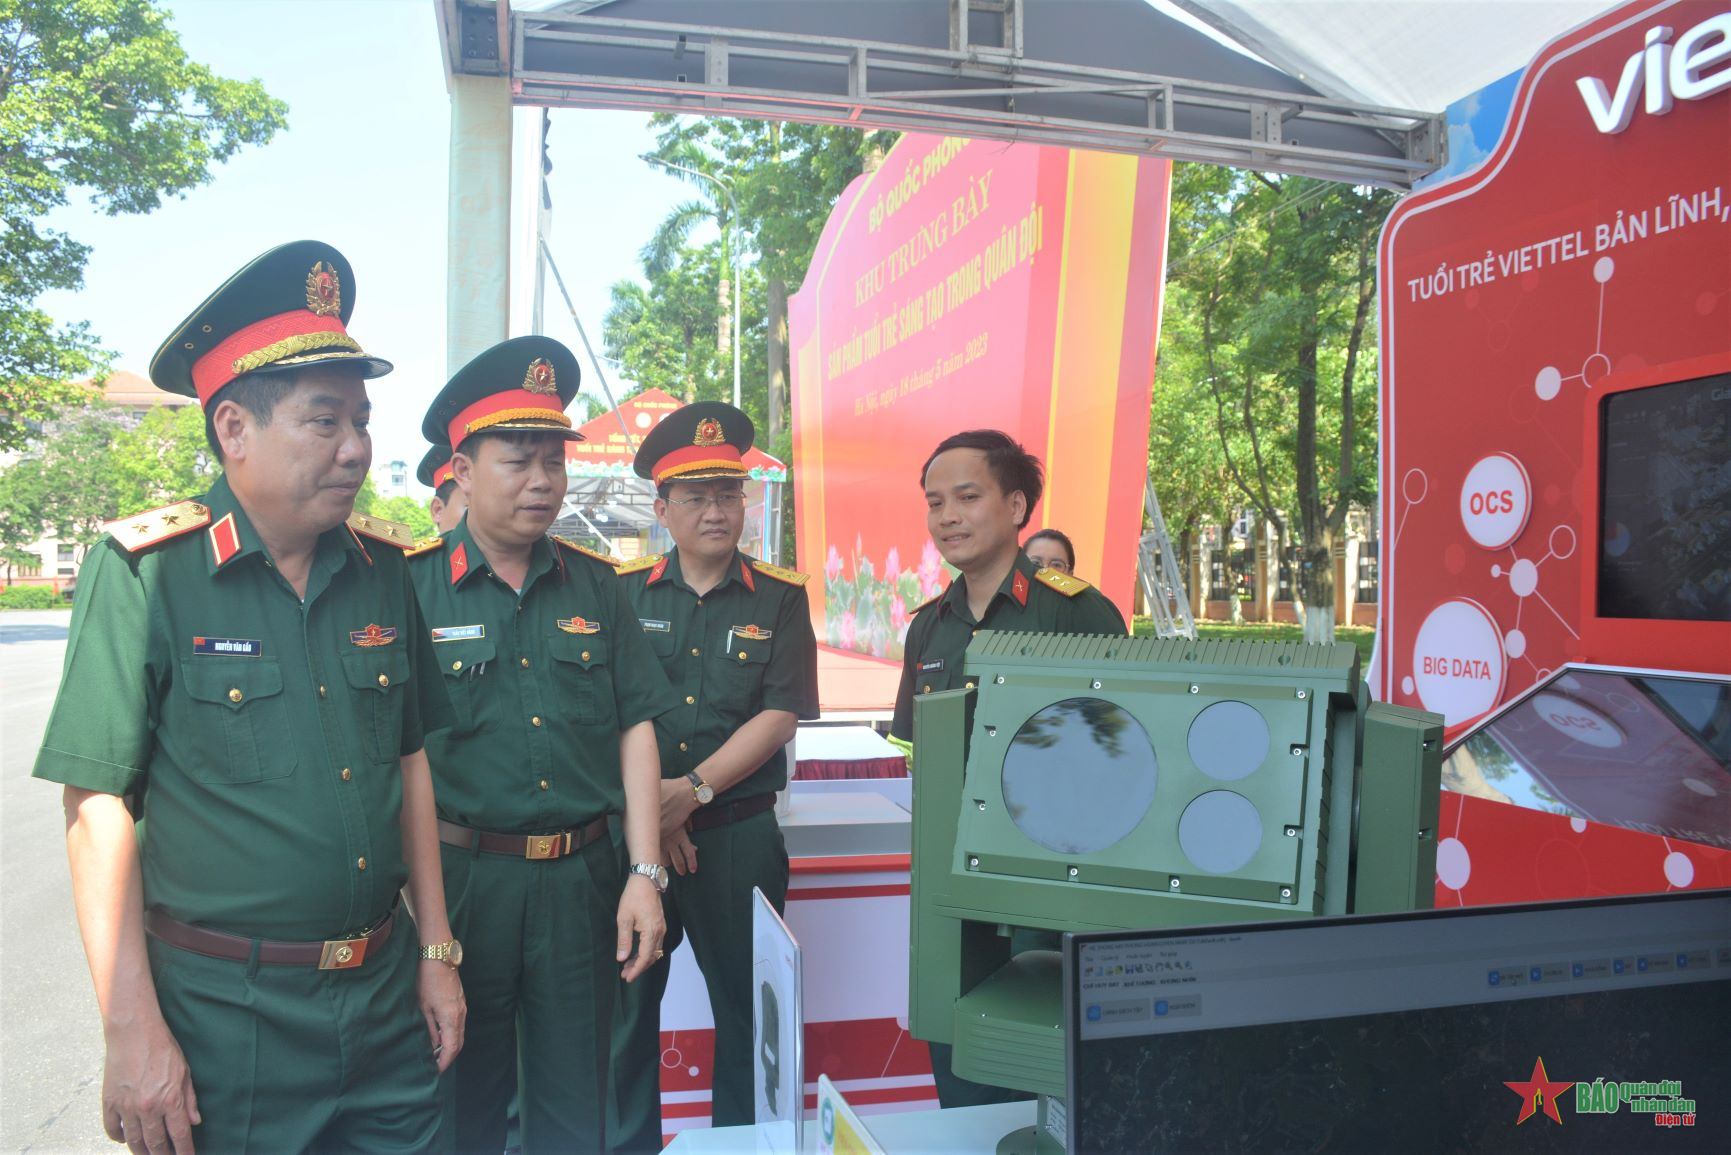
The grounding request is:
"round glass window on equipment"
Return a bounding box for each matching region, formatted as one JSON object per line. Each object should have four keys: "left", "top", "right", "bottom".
{"left": 1001, "top": 697, "right": 1158, "bottom": 855}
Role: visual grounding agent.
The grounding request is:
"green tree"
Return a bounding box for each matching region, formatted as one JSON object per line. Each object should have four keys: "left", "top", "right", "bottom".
{"left": 0, "top": 0, "right": 287, "bottom": 451}
{"left": 0, "top": 455, "right": 50, "bottom": 583}
{"left": 373, "top": 495, "right": 435, "bottom": 542}
{"left": 26, "top": 407, "right": 126, "bottom": 559}
{"left": 108, "top": 403, "right": 216, "bottom": 514}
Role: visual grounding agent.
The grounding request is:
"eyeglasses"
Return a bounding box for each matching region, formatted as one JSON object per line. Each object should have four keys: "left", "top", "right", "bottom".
{"left": 666, "top": 492, "right": 747, "bottom": 511}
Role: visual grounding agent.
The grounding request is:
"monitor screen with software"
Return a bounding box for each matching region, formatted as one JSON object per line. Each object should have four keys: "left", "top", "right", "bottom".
{"left": 1064, "top": 890, "right": 1730, "bottom": 1153}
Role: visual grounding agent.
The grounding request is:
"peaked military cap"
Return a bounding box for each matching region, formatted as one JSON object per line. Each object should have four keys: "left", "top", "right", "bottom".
{"left": 422, "top": 335, "right": 584, "bottom": 452}
{"left": 417, "top": 443, "right": 455, "bottom": 490}
{"left": 149, "top": 240, "right": 392, "bottom": 405}
{"left": 632, "top": 400, "right": 754, "bottom": 485}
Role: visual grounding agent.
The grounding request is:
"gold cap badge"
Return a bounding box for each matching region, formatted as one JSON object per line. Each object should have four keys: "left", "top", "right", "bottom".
{"left": 305, "top": 261, "right": 342, "bottom": 317}
{"left": 693, "top": 417, "right": 725, "bottom": 447}
{"left": 523, "top": 358, "right": 558, "bottom": 395}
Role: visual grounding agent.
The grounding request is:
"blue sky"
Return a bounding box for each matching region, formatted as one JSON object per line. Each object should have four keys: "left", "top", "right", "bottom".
{"left": 38, "top": 0, "right": 692, "bottom": 488}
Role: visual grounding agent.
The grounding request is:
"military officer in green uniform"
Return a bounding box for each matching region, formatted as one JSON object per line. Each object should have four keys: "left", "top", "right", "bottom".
{"left": 419, "top": 444, "right": 467, "bottom": 533}
{"left": 33, "top": 241, "right": 466, "bottom": 1154}
{"left": 609, "top": 402, "right": 820, "bottom": 1152}
{"left": 409, "top": 336, "right": 675, "bottom": 1154}
{"left": 890, "top": 428, "right": 1125, "bottom": 1109}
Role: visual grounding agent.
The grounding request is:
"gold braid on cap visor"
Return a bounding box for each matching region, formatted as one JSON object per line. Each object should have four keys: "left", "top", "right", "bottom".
{"left": 655, "top": 457, "right": 748, "bottom": 483}
{"left": 230, "top": 331, "right": 365, "bottom": 375}
{"left": 465, "top": 407, "right": 575, "bottom": 435}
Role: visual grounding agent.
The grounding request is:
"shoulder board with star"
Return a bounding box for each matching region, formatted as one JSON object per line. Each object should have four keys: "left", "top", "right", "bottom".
{"left": 347, "top": 511, "right": 415, "bottom": 549}
{"left": 552, "top": 535, "right": 620, "bottom": 567}
{"left": 405, "top": 535, "right": 446, "bottom": 559}
{"left": 1033, "top": 567, "right": 1093, "bottom": 598}
{"left": 751, "top": 560, "right": 810, "bottom": 587}
{"left": 106, "top": 499, "right": 212, "bottom": 553}
{"left": 617, "top": 553, "right": 663, "bottom": 576}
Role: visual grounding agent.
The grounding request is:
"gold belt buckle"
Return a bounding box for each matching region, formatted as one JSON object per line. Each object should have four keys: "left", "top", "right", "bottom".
{"left": 525, "top": 831, "right": 571, "bottom": 860}
{"left": 318, "top": 933, "right": 369, "bottom": 970}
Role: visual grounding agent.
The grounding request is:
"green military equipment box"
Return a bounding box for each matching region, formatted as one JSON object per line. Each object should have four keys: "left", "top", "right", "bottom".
{"left": 910, "top": 632, "right": 1443, "bottom": 1125}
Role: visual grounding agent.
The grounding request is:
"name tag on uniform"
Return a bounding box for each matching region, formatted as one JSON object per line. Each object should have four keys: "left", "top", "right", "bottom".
{"left": 918, "top": 658, "right": 945, "bottom": 674}
{"left": 639, "top": 618, "right": 671, "bottom": 633}
{"left": 192, "top": 636, "right": 261, "bottom": 657}
{"left": 431, "top": 624, "right": 485, "bottom": 642}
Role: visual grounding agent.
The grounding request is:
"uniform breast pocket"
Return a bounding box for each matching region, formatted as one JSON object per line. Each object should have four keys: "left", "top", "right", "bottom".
{"left": 341, "top": 648, "right": 413, "bottom": 764}
{"left": 708, "top": 633, "right": 770, "bottom": 713}
{"left": 550, "top": 633, "right": 614, "bottom": 726}
{"left": 434, "top": 638, "right": 496, "bottom": 735}
{"left": 179, "top": 659, "right": 295, "bottom": 784}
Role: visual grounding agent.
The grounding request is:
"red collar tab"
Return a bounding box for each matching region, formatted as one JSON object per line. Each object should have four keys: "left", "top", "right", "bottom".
{"left": 208, "top": 512, "right": 242, "bottom": 569}
{"left": 1011, "top": 568, "right": 1030, "bottom": 607}
{"left": 648, "top": 556, "right": 669, "bottom": 585}
{"left": 449, "top": 541, "right": 469, "bottom": 585}
{"left": 739, "top": 559, "right": 755, "bottom": 592}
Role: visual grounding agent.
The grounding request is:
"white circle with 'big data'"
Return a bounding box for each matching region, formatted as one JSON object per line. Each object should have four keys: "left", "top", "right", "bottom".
{"left": 1459, "top": 453, "right": 1531, "bottom": 550}
{"left": 1411, "top": 599, "right": 1506, "bottom": 726}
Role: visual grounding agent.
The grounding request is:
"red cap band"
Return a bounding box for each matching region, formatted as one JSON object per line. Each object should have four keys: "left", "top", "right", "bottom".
{"left": 652, "top": 443, "right": 747, "bottom": 484}
{"left": 433, "top": 461, "right": 455, "bottom": 488}
{"left": 447, "top": 389, "right": 571, "bottom": 450}
{"left": 191, "top": 310, "right": 355, "bottom": 405}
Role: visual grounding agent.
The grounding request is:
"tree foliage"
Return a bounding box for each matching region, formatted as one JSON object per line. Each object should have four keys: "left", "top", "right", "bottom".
{"left": 1155, "top": 163, "right": 1390, "bottom": 639}
{"left": 0, "top": 0, "right": 287, "bottom": 451}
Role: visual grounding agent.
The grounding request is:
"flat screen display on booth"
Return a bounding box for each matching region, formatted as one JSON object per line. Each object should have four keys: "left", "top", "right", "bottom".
{"left": 1064, "top": 891, "right": 1731, "bottom": 1153}
{"left": 1442, "top": 667, "right": 1731, "bottom": 850}
{"left": 1598, "top": 373, "right": 1731, "bottom": 622}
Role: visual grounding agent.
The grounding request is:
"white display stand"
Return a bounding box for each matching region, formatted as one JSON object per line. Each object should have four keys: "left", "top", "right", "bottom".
{"left": 665, "top": 1100, "right": 1038, "bottom": 1153}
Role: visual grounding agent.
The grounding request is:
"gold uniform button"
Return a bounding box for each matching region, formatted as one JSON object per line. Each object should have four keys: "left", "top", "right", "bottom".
{"left": 685, "top": 695, "right": 696, "bottom": 705}
{"left": 539, "top": 779, "right": 549, "bottom": 791}
{"left": 228, "top": 688, "right": 243, "bottom": 703}
{"left": 696, "top": 598, "right": 704, "bottom": 606}
{"left": 451, "top": 660, "right": 463, "bottom": 672}
{"left": 356, "top": 857, "right": 367, "bottom": 871}
{"left": 679, "top": 742, "right": 689, "bottom": 752}
{"left": 581, "top": 650, "right": 591, "bottom": 661}
{"left": 341, "top": 767, "right": 352, "bottom": 781}
{"left": 691, "top": 647, "right": 701, "bottom": 657}
{"left": 377, "top": 673, "right": 390, "bottom": 688}
{"left": 531, "top": 716, "right": 543, "bottom": 727}
{"left": 738, "top": 651, "right": 748, "bottom": 660}
{"left": 966, "top": 681, "right": 976, "bottom": 690}
{"left": 520, "top": 657, "right": 530, "bottom": 668}
{"left": 922, "top": 684, "right": 931, "bottom": 694}
{"left": 318, "top": 684, "right": 328, "bottom": 698}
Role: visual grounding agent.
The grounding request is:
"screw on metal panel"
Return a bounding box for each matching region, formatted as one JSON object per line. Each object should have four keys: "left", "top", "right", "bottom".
{"left": 968, "top": 856, "right": 980, "bottom": 869}
{"left": 1188, "top": 684, "right": 1200, "bottom": 694}
{"left": 1418, "top": 828, "right": 1433, "bottom": 840}
{"left": 1284, "top": 825, "right": 1298, "bottom": 838}
{"left": 1422, "top": 739, "right": 1435, "bottom": 750}
{"left": 986, "top": 726, "right": 997, "bottom": 737}
{"left": 1280, "top": 887, "right": 1293, "bottom": 899}
{"left": 1092, "top": 680, "right": 1102, "bottom": 690}
{"left": 1290, "top": 744, "right": 1305, "bottom": 756}
{"left": 1296, "top": 689, "right": 1308, "bottom": 699}
{"left": 1068, "top": 866, "right": 1079, "bottom": 878}
{"left": 977, "top": 800, "right": 987, "bottom": 811}
{"left": 995, "top": 675, "right": 1006, "bottom": 684}
{"left": 1169, "top": 877, "right": 1181, "bottom": 890}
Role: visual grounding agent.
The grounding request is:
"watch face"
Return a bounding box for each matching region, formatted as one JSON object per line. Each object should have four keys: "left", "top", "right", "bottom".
{"left": 696, "top": 784, "right": 715, "bottom": 804}
{"left": 449, "top": 940, "right": 464, "bottom": 966}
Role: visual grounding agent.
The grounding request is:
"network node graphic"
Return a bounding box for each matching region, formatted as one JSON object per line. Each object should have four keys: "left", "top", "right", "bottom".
{"left": 1534, "top": 257, "right": 1615, "bottom": 399}
{"left": 1490, "top": 524, "right": 1580, "bottom": 677}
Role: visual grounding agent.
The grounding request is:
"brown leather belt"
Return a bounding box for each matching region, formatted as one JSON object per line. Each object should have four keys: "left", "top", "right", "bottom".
{"left": 145, "top": 907, "right": 395, "bottom": 971}
{"left": 687, "top": 791, "right": 777, "bottom": 834}
{"left": 438, "top": 816, "right": 608, "bottom": 861}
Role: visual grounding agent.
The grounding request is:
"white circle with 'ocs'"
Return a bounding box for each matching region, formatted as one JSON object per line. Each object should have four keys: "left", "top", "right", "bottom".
{"left": 1532, "top": 692, "right": 1624, "bottom": 749}
{"left": 1459, "top": 452, "right": 1531, "bottom": 550}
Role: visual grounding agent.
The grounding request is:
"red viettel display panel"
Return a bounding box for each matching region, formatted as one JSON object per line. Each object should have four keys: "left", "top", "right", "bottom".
{"left": 1379, "top": 0, "right": 1731, "bottom": 739}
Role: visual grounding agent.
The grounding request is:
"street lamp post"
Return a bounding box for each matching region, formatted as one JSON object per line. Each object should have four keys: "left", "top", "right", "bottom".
{"left": 642, "top": 155, "right": 741, "bottom": 410}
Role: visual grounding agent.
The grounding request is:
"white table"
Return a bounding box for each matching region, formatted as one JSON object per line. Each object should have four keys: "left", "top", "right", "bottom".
{"left": 664, "top": 1101, "right": 1039, "bottom": 1153}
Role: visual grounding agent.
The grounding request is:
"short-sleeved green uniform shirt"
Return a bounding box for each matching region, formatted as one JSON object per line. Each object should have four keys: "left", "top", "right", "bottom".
{"left": 31, "top": 474, "right": 450, "bottom": 940}
{"left": 891, "top": 551, "right": 1128, "bottom": 743}
{"left": 407, "top": 519, "right": 676, "bottom": 830}
{"left": 621, "top": 550, "right": 821, "bottom": 801}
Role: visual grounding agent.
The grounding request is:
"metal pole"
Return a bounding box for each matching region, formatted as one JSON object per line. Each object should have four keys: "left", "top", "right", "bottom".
{"left": 641, "top": 155, "right": 742, "bottom": 410}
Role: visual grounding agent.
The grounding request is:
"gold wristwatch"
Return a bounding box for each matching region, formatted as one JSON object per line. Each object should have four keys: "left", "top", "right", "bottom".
{"left": 686, "top": 770, "right": 715, "bottom": 805}
{"left": 419, "top": 938, "right": 464, "bottom": 967}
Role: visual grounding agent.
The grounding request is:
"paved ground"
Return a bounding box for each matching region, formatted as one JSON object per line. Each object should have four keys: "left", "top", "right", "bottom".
{"left": 2, "top": 610, "right": 109, "bottom": 1152}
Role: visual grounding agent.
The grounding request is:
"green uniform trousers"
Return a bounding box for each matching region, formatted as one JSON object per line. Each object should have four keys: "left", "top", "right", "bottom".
{"left": 608, "top": 808, "right": 789, "bottom": 1153}
{"left": 438, "top": 832, "right": 621, "bottom": 1154}
{"left": 147, "top": 916, "right": 439, "bottom": 1153}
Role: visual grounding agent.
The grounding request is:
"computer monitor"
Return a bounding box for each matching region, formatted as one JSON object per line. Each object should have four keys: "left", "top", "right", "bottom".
{"left": 1064, "top": 890, "right": 1731, "bottom": 1153}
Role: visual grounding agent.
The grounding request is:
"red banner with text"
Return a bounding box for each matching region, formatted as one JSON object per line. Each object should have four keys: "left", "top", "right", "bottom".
{"left": 791, "top": 134, "right": 1170, "bottom": 656}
